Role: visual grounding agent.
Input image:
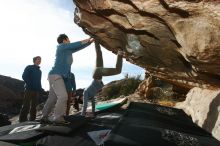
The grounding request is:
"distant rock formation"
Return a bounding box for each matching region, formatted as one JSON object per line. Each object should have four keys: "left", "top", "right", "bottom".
{"left": 0, "top": 75, "right": 24, "bottom": 116}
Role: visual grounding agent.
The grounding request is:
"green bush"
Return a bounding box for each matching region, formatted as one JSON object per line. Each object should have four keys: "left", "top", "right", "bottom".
{"left": 103, "top": 74, "right": 142, "bottom": 100}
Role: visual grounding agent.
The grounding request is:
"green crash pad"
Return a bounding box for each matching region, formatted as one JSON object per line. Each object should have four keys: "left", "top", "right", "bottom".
{"left": 94, "top": 97, "right": 127, "bottom": 111}
{"left": 96, "top": 102, "right": 118, "bottom": 111}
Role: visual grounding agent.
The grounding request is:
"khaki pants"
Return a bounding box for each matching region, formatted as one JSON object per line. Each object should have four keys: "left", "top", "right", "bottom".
{"left": 42, "top": 74, "right": 68, "bottom": 121}
{"left": 19, "top": 90, "right": 38, "bottom": 122}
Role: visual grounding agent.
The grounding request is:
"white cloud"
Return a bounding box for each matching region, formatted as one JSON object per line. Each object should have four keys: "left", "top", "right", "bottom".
{"left": 0, "top": 0, "right": 145, "bottom": 90}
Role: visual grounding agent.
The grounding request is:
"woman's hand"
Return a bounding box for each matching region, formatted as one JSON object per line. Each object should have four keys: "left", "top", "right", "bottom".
{"left": 81, "top": 38, "right": 94, "bottom": 44}
{"left": 89, "top": 38, "right": 94, "bottom": 43}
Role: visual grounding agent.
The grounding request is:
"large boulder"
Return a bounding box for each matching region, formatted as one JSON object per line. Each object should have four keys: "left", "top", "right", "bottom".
{"left": 72, "top": 0, "right": 220, "bottom": 141}
{"left": 175, "top": 87, "right": 220, "bottom": 140}
{"left": 73, "top": 0, "right": 220, "bottom": 89}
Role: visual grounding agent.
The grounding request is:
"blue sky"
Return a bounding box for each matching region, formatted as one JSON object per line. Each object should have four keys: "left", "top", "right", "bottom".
{"left": 0, "top": 0, "right": 145, "bottom": 90}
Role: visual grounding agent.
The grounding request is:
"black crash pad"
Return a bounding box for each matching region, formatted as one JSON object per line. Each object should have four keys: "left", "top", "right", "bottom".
{"left": 0, "top": 141, "right": 19, "bottom": 146}
{"left": 36, "top": 115, "right": 90, "bottom": 135}
{"left": 0, "top": 121, "right": 45, "bottom": 143}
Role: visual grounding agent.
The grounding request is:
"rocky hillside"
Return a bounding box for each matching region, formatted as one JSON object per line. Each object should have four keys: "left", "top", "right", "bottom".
{"left": 0, "top": 75, "right": 48, "bottom": 118}
{"left": 0, "top": 75, "right": 24, "bottom": 117}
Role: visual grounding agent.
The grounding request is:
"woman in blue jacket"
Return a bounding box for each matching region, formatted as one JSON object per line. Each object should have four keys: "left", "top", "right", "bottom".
{"left": 41, "top": 34, "right": 94, "bottom": 123}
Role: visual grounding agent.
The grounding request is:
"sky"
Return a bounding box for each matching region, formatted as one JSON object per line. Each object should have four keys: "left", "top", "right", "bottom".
{"left": 0, "top": 0, "right": 145, "bottom": 90}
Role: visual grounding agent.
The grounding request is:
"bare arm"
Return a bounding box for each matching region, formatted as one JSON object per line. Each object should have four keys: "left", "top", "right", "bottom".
{"left": 93, "top": 50, "right": 123, "bottom": 79}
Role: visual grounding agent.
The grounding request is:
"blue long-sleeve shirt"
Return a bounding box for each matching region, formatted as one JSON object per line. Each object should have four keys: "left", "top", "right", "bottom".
{"left": 22, "top": 65, "right": 42, "bottom": 91}
{"left": 49, "top": 41, "right": 90, "bottom": 77}
{"left": 84, "top": 80, "right": 104, "bottom": 98}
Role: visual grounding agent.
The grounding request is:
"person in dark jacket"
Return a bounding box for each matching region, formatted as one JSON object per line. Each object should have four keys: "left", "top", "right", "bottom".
{"left": 19, "top": 56, "right": 43, "bottom": 122}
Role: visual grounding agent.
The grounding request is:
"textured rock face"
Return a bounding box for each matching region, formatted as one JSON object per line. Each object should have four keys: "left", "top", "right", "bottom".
{"left": 0, "top": 75, "right": 24, "bottom": 116}
{"left": 175, "top": 87, "right": 220, "bottom": 140}
{"left": 73, "top": 0, "right": 220, "bottom": 89}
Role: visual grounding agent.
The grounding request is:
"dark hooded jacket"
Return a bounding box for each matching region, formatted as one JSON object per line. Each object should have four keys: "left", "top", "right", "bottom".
{"left": 22, "top": 65, "right": 42, "bottom": 91}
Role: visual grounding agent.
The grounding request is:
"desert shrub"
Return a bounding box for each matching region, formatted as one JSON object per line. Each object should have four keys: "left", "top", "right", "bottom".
{"left": 102, "top": 74, "right": 142, "bottom": 100}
